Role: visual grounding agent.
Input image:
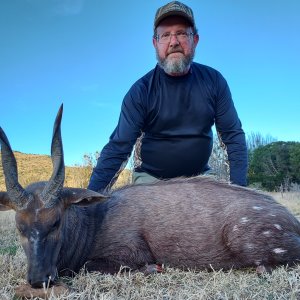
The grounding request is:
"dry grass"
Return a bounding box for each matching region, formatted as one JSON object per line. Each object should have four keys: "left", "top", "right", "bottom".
{"left": 2, "top": 153, "right": 300, "bottom": 299}
{"left": 272, "top": 192, "right": 300, "bottom": 218}
{"left": 0, "top": 152, "right": 131, "bottom": 191}
{"left": 1, "top": 192, "right": 300, "bottom": 299}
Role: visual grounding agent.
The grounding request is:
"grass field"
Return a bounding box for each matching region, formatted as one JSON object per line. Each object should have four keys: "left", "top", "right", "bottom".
{"left": 1, "top": 191, "right": 300, "bottom": 299}
{"left": 0, "top": 151, "right": 132, "bottom": 191}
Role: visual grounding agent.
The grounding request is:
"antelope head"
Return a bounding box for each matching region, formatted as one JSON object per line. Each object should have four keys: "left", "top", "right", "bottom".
{"left": 0, "top": 105, "right": 107, "bottom": 287}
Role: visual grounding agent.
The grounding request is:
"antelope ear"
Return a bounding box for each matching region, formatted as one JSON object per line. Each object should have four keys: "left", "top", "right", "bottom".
{"left": 61, "top": 188, "right": 109, "bottom": 207}
{"left": 0, "top": 192, "right": 14, "bottom": 211}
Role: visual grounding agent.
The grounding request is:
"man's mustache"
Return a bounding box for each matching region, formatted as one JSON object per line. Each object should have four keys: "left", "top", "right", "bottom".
{"left": 167, "top": 48, "right": 184, "bottom": 55}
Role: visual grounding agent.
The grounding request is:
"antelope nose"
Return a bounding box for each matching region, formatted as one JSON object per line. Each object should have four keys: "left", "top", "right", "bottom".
{"left": 28, "top": 275, "right": 54, "bottom": 289}
{"left": 29, "top": 280, "right": 45, "bottom": 289}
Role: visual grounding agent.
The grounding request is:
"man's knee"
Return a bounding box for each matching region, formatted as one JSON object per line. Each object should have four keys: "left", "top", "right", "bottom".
{"left": 132, "top": 171, "right": 160, "bottom": 185}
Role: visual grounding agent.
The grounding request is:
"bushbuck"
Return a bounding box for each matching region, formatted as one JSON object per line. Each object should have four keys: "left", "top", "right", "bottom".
{"left": 1, "top": 105, "right": 300, "bottom": 288}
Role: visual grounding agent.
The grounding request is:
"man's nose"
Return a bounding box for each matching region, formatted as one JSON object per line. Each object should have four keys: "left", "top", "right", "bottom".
{"left": 169, "top": 34, "right": 180, "bottom": 46}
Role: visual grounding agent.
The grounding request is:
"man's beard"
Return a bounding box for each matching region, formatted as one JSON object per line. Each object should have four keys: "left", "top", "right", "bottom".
{"left": 156, "top": 47, "right": 195, "bottom": 75}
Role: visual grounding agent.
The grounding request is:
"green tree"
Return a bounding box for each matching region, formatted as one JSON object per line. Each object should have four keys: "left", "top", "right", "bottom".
{"left": 246, "top": 132, "right": 277, "bottom": 164}
{"left": 248, "top": 141, "right": 300, "bottom": 191}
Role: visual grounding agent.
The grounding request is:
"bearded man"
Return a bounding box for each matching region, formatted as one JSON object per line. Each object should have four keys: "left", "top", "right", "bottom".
{"left": 88, "top": 1, "right": 248, "bottom": 192}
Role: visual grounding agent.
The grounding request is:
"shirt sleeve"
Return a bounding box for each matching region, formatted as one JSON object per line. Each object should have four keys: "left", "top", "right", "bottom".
{"left": 88, "top": 85, "right": 146, "bottom": 192}
{"left": 214, "top": 73, "right": 248, "bottom": 186}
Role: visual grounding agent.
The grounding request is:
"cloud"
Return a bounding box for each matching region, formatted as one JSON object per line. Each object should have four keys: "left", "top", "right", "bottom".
{"left": 52, "top": 0, "right": 85, "bottom": 16}
{"left": 25, "top": 0, "right": 85, "bottom": 16}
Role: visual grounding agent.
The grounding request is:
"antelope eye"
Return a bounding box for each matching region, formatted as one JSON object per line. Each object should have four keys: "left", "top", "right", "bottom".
{"left": 51, "top": 219, "right": 60, "bottom": 231}
{"left": 16, "top": 223, "right": 27, "bottom": 235}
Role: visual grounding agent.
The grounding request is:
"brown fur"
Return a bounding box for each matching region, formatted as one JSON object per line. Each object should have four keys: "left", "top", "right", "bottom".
{"left": 86, "top": 177, "right": 300, "bottom": 273}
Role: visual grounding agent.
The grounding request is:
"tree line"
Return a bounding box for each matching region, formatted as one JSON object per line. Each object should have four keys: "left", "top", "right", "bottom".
{"left": 210, "top": 132, "right": 300, "bottom": 191}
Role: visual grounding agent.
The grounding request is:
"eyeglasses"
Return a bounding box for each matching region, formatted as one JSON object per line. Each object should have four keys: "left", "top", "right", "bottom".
{"left": 155, "top": 31, "right": 194, "bottom": 44}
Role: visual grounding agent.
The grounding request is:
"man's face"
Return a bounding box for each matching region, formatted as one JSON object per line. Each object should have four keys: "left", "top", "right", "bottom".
{"left": 153, "top": 16, "right": 199, "bottom": 76}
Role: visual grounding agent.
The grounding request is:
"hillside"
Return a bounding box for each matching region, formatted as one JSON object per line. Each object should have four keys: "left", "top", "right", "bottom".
{"left": 0, "top": 151, "right": 131, "bottom": 191}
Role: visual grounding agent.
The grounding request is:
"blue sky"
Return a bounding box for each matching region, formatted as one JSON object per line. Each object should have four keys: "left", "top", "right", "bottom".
{"left": 1, "top": 0, "right": 299, "bottom": 166}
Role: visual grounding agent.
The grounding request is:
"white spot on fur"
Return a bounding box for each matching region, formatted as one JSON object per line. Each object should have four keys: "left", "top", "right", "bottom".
{"left": 255, "top": 260, "right": 262, "bottom": 266}
{"left": 273, "top": 248, "right": 287, "bottom": 254}
{"left": 240, "top": 217, "right": 249, "bottom": 224}
{"left": 263, "top": 230, "right": 271, "bottom": 237}
{"left": 34, "top": 208, "right": 41, "bottom": 221}
{"left": 253, "top": 206, "right": 263, "bottom": 210}
{"left": 233, "top": 225, "right": 239, "bottom": 232}
{"left": 269, "top": 214, "right": 276, "bottom": 217}
{"left": 274, "top": 224, "right": 282, "bottom": 230}
{"left": 246, "top": 243, "right": 254, "bottom": 250}
{"left": 30, "top": 229, "right": 41, "bottom": 256}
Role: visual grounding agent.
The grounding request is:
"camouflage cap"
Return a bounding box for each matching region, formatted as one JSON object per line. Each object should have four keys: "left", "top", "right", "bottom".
{"left": 154, "top": 1, "right": 195, "bottom": 30}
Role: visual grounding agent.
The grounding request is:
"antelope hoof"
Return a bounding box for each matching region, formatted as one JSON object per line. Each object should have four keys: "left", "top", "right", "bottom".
{"left": 256, "top": 265, "right": 272, "bottom": 276}
{"left": 142, "top": 263, "right": 164, "bottom": 275}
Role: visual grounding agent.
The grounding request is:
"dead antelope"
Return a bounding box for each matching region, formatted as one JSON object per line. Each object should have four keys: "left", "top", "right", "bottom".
{"left": 1, "top": 105, "right": 300, "bottom": 289}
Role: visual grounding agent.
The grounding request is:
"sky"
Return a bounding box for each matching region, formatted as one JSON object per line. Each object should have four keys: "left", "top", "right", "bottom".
{"left": 0, "top": 0, "right": 299, "bottom": 166}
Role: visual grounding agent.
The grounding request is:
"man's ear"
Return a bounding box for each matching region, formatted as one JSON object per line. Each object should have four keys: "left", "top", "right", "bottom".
{"left": 193, "top": 33, "right": 199, "bottom": 47}
{"left": 153, "top": 36, "right": 158, "bottom": 48}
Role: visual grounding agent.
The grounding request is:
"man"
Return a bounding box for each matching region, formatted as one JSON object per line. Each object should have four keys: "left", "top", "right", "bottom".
{"left": 88, "top": 1, "right": 248, "bottom": 192}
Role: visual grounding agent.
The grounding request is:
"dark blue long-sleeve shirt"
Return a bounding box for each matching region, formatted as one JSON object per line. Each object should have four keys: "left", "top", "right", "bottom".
{"left": 88, "top": 63, "right": 248, "bottom": 191}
